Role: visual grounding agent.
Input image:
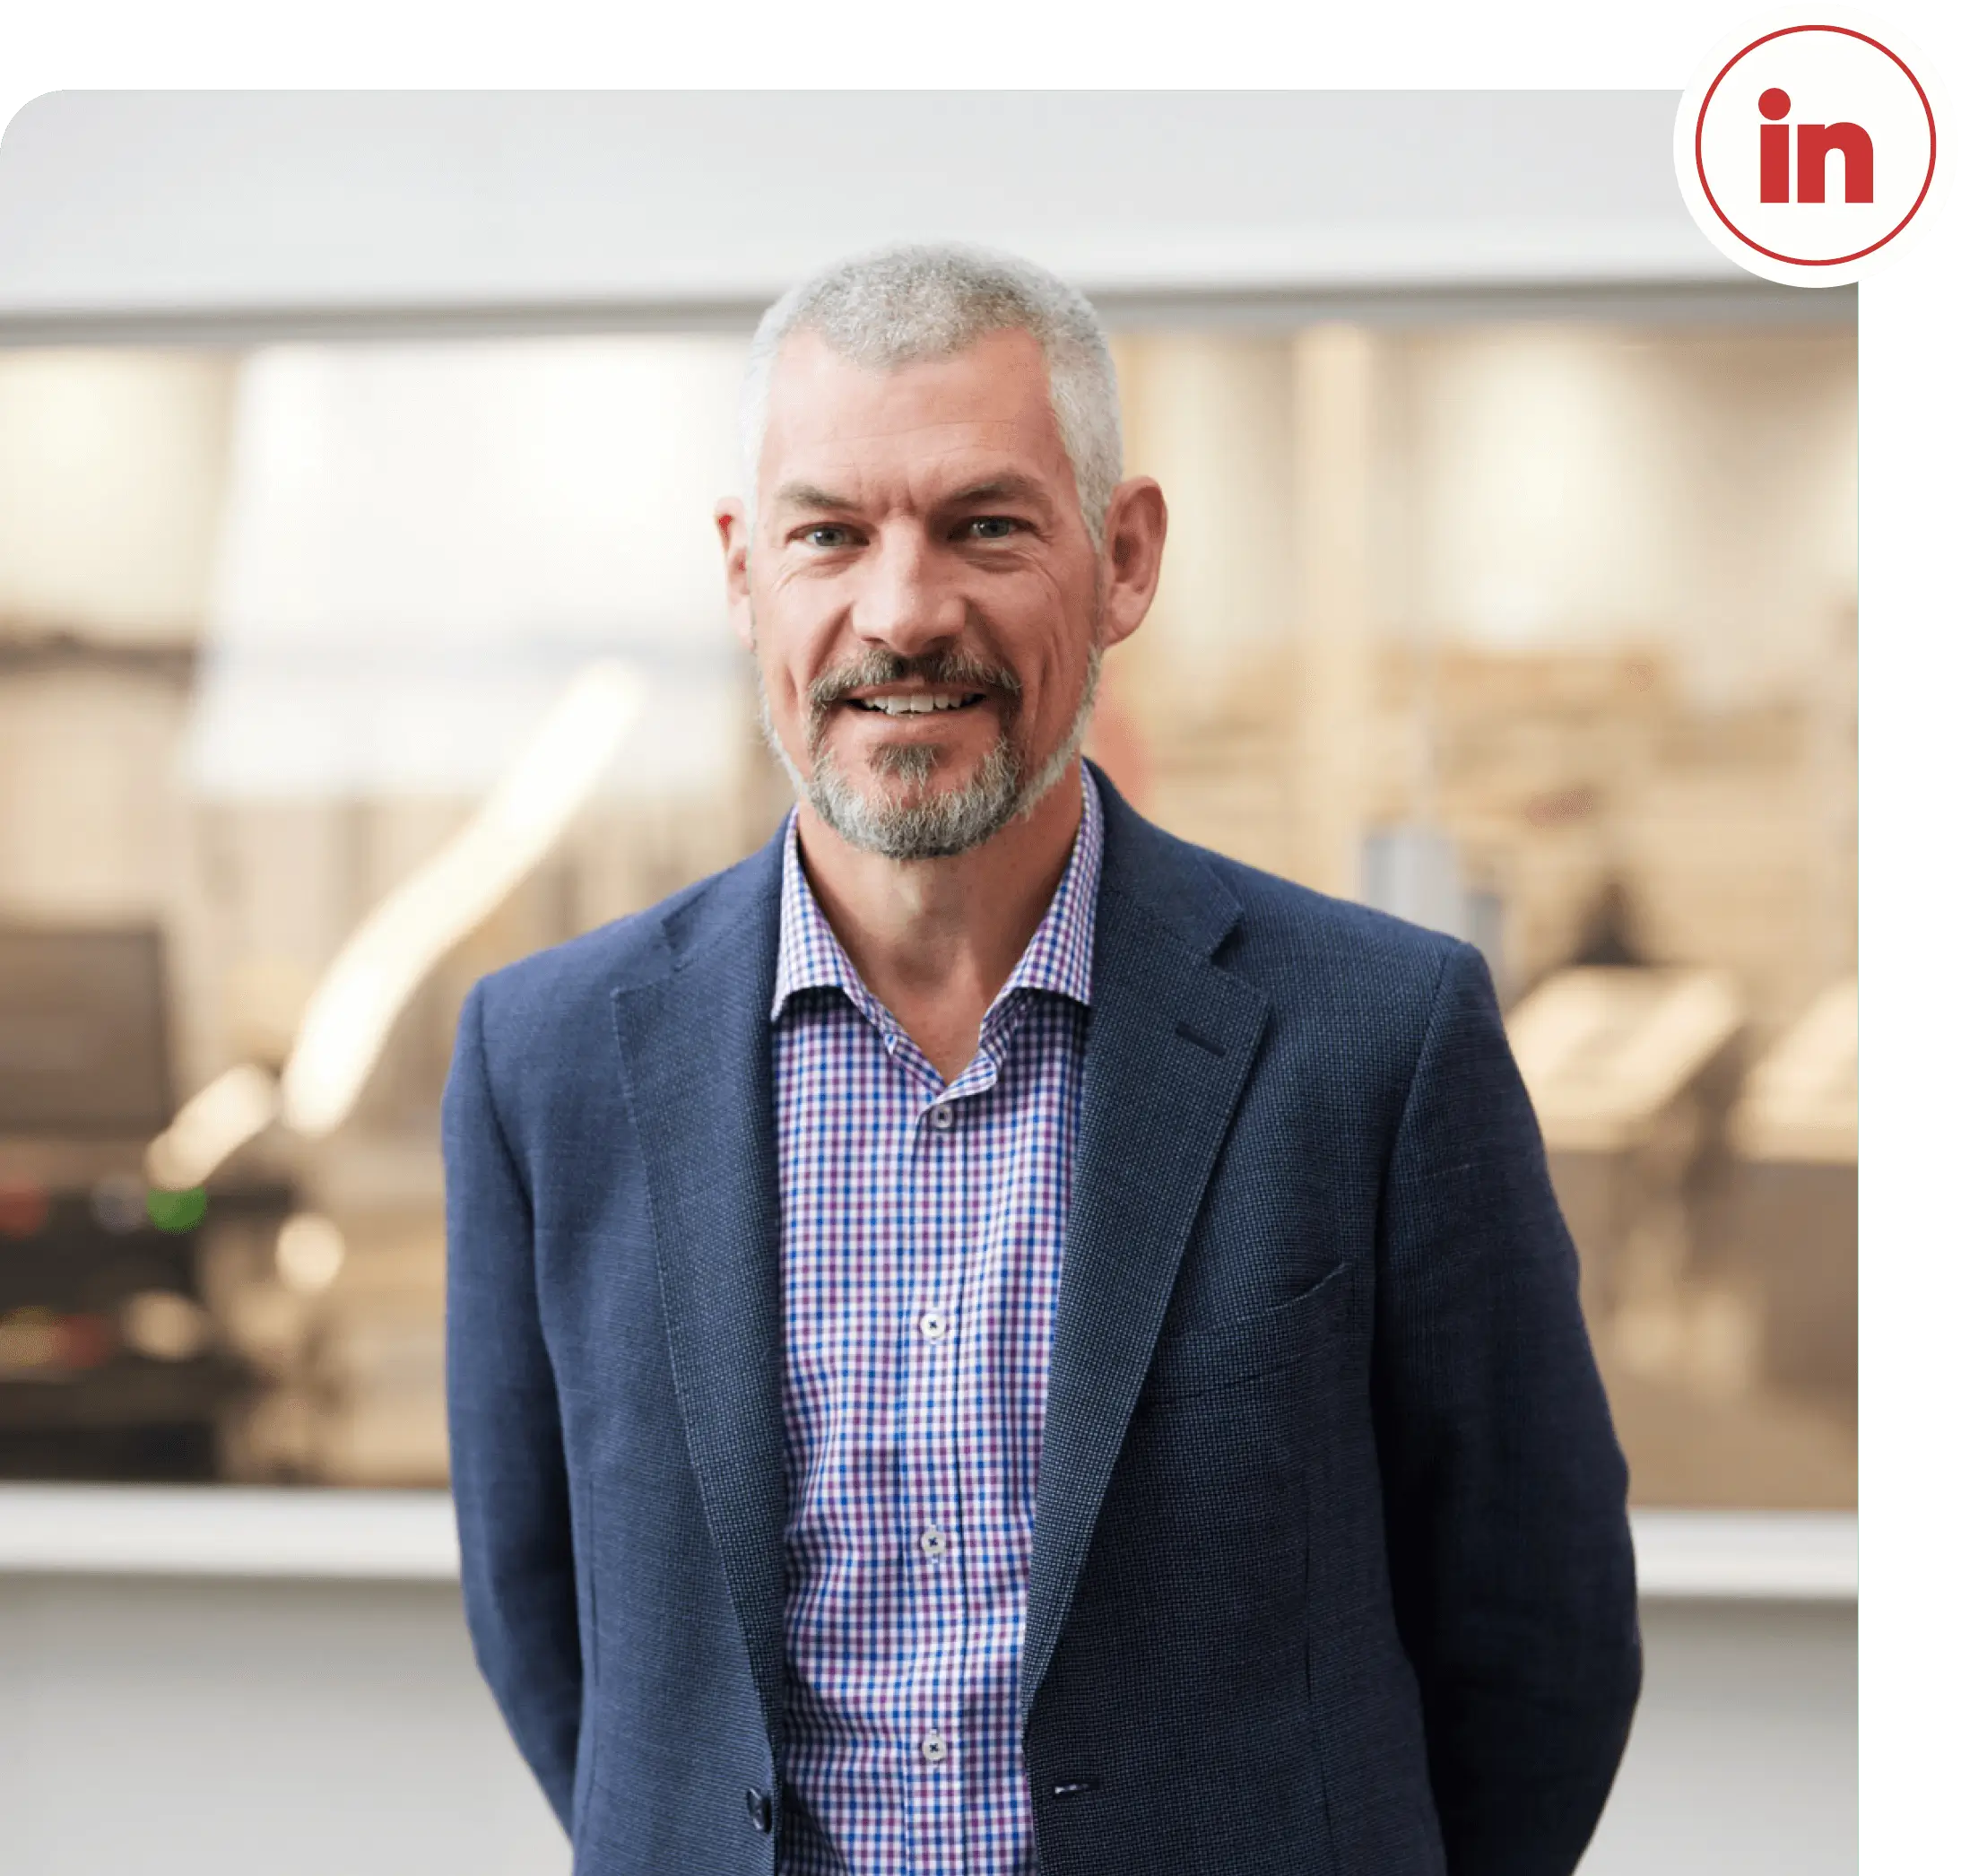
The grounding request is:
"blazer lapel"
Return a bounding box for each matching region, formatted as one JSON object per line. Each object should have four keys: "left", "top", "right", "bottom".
{"left": 1020, "top": 774, "right": 1270, "bottom": 1720}
{"left": 612, "top": 837, "right": 789, "bottom": 1747}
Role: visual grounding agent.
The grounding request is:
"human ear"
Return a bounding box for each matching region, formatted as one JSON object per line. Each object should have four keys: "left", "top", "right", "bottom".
{"left": 1097, "top": 476, "right": 1167, "bottom": 651}
{"left": 715, "top": 499, "right": 756, "bottom": 652}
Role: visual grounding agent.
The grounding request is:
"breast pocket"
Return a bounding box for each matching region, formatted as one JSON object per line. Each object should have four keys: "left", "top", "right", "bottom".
{"left": 1139, "top": 1259, "right": 1352, "bottom": 1404}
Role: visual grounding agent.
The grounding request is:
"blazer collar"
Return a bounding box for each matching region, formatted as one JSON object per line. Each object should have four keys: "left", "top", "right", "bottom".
{"left": 646, "top": 759, "right": 1242, "bottom": 984}
{"left": 1086, "top": 759, "right": 1243, "bottom": 961}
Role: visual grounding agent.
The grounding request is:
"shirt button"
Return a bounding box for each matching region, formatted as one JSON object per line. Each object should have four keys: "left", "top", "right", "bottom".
{"left": 921, "top": 1730, "right": 949, "bottom": 1765}
{"left": 919, "top": 1524, "right": 948, "bottom": 1559}
{"left": 918, "top": 1308, "right": 948, "bottom": 1342}
{"left": 928, "top": 1104, "right": 955, "bottom": 1133}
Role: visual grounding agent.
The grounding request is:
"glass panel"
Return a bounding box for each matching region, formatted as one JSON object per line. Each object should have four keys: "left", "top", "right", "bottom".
{"left": 0, "top": 319, "right": 1854, "bottom": 1506}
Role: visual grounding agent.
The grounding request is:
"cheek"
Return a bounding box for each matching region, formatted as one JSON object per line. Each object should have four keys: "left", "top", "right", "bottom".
{"left": 987, "top": 570, "right": 1084, "bottom": 669}
{"left": 746, "top": 640, "right": 811, "bottom": 752}
{"left": 758, "top": 578, "right": 854, "bottom": 689}
{"left": 1025, "top": 628, "right": 1096, "bottom": 717}
{"left": 751, "top": 593, "right": 814, "bottom": 690}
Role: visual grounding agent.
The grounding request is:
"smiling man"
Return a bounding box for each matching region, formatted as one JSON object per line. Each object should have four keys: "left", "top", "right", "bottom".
{"left": 444, "top": 245, "right": 1642, "bottom": 1876}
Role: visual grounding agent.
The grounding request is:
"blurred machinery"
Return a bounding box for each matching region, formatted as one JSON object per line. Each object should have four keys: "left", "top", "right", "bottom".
{"left": 1, "top": 664, "right": 662, "bottom": 1488}
{"left": 0, "top": 925, "right": 274, "bottom": 1479}
{"left": 165, "top": 664, "right": 653, "bottom": 1488}
{"left": 204, "top": 1151, "right": 449, "bottom": 1489}
{"left": 0, "top": 921, "right": 450, "bottom": 1486}
{"left": 1728, "top": 979, "right": 1857, "bottom": 1412}
{"left": 1507, "top": 966, "right": 1748, "bottom": 1388}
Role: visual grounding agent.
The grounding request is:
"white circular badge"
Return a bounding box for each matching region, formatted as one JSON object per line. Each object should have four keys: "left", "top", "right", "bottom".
{"left": 1674, "top": 18, "right": 1940, "bottom": 287}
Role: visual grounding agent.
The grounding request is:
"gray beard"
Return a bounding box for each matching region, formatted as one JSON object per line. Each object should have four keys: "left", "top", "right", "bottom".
{"left": 759, "top": 646, "right": 1102, "bottom": 862}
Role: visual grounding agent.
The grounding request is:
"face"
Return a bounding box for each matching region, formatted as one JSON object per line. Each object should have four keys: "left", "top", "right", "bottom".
{"left": 716, "top": 326, "right": 1164, "bottom": 860}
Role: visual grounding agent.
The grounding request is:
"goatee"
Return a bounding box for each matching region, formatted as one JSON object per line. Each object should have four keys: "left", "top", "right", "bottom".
{"left": 759, "top": 644, "right": 1102, "bottom": 861}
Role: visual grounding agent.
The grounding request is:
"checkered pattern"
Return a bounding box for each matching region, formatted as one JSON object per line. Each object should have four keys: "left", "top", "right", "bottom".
{"left": 770, "top": 768, "right": 1102, "bottom": 1876}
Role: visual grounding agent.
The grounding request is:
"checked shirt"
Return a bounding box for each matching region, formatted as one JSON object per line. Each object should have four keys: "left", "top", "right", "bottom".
{"left": 770, "top": 768, "right": 1103, "bottom": 1876}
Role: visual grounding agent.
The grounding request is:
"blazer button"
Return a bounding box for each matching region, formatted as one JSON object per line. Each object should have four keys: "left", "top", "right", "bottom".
{"left": 744, "top": 1786, "right": 774, "bottom": 1834}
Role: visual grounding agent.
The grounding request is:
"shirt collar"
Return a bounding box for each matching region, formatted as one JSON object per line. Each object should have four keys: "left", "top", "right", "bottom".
{"left": 771, "top": 762, "right": 1103, "bottom": 1025}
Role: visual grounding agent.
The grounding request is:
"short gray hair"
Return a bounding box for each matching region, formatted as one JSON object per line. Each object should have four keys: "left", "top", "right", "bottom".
{"left": 739, "top": 242, "right": 1124, "bottom": 543}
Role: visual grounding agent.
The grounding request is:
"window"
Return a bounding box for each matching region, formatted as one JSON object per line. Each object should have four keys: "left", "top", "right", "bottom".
{"left": 0, "top": 316, "right": 1855, "bottom": 1507}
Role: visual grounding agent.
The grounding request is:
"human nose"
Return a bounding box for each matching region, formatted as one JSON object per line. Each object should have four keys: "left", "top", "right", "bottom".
{"left": 848, "top": 527, "right": 965, "bottom": 656}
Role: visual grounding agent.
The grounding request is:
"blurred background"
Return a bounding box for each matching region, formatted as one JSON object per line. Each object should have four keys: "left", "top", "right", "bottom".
{"left": 0, "top": 321, "right": 1857, "bottom": 1510}
{"left": 0, "top": 91, "right": 1854, "bottom": 1875}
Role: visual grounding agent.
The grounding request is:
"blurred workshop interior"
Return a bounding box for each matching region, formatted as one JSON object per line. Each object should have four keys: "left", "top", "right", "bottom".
{"left": 0, "top": 318, "right": 1856, "bottom": 1510}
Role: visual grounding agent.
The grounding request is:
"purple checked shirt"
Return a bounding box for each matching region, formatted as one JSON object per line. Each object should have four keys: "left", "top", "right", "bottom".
{"left": 770, "top": 766, "right": 1103, "bottom": 1876}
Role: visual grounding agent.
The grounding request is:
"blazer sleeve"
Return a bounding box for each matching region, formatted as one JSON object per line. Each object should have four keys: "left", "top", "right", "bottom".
{"left": 443, "top": 978, "right": 582, "bottom": 1834}
{"left": 1372, "top": 942, "right": 1642, "bottom": 1876}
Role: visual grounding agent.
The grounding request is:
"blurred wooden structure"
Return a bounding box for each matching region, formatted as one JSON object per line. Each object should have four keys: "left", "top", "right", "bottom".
{"left": 1728, "top": 980, "right": 1858, "bottom": 1411}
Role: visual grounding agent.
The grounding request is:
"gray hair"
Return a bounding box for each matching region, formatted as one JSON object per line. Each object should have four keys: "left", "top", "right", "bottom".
{"left": 739, "top": 242, "right": 1124, "bottom": 544}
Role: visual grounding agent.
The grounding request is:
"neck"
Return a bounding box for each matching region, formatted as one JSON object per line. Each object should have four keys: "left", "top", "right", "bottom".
{"left": 792, "top": 759, "right": 1088, "bottom": 1082}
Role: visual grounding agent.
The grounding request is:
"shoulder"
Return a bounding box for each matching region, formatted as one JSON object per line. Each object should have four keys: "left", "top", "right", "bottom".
{"left": 1168, "top": 838, "right": 1543, "bottom": 1214}
{"left": 1105, "top": 808, "right": 1506, "bottom": 1182}
{"left": 1209, "top": 846, "right": 1482, "bottom": 1079}
{"left": 1091, "top": 770, "right": 1487, "bottom": 1095}
{"left": 1097, "top": 777, "right": 1472, "bottom": 1034}
{"left": 1205, "top": 847, "right": 1469, "bottom": 1008}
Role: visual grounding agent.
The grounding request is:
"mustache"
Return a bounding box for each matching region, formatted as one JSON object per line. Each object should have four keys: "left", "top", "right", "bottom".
{"left": 805, "top": 648, "right": 1023, "bottom": 717}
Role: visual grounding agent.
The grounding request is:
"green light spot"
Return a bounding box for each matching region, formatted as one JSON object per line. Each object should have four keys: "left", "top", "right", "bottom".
{"left": 146, "top": 1187, "right": 207, "bottom": 1233}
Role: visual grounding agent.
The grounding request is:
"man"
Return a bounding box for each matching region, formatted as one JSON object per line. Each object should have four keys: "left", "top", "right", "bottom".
{"left": 444, "top": 244, "right": 1641, "bottom": 1876}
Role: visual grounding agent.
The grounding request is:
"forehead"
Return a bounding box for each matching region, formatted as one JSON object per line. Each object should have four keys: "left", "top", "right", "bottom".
{"left": 759, "top": 326, "right": 1072, "bottom": 502}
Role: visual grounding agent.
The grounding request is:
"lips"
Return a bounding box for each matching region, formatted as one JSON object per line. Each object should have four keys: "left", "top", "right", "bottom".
{"left": 846, "top": 691, "right": 988, "bottom": 717}
{"left": 805, "top": 651, "right": 1020, "bottom": 730}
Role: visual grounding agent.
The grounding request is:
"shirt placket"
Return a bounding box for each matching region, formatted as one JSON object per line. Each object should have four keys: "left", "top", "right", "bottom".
{"left": 898, "top": 1028, "right": 1007, "bottom": 1876}
{"left": 961, "top": 1008, "right": 1032, "bottom": 1876}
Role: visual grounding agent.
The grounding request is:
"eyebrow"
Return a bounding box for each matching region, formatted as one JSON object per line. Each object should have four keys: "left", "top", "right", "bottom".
{"left": 942, "top": 473, "right": 1054, "bottom": 512}
{"left": 768, "top": 473, "right": 1059, "bottom": 518}
{"left": 772, "top": 481, "right": 858, "bottom": 516}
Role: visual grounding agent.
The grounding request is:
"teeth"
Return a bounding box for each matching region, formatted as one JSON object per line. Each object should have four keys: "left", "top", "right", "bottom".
{"left": 863, "top": 693, "right": 976, "bottom": 715}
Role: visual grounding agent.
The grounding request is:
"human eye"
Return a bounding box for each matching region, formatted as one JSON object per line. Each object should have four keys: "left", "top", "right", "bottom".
{"left": 794, "top": 523, "right": 856, "bottom": 551}
{"left": 960, "top": 516, "right": 1023, "bottom": 541}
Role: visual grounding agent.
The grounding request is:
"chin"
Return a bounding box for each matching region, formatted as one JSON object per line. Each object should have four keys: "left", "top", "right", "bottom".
{"left": 805, "top": 735, "right": 1030, "bottom": 862}
{"left": 843, "top": 731, "right": 976, "bottom": 790}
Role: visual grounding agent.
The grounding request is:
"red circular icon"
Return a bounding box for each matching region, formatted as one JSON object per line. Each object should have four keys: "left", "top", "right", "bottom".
{"left": 1694, "top": 25, "right": 1938, "bottom": 269}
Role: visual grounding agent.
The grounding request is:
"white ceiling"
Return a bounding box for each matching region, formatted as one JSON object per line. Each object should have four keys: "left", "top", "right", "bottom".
{"left": 0, "top": 91, "right": 1822, "bottom": 335}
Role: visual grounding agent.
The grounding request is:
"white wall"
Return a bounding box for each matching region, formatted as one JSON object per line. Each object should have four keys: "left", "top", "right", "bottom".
{"left": 0, "top": 91, "right": 1797, "bottom": 337}
{"left": 0, "top": 1575, "right": 566, "bottom": 1876}
{"left": 1584, "top": 1600, "right": 1856, "bottom": 1875}
{"left": 0, "top": 1574, "right": 1852, "bottom": 1876}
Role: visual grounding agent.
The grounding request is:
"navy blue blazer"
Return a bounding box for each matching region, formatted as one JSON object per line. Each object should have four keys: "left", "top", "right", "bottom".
{"left": 444, "top": 763, "right": 1640, "bottom": 1876}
